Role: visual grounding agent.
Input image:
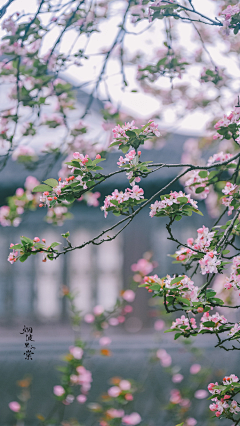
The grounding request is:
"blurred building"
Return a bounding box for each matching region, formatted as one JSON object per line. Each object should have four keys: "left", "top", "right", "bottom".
{"left": 0, "top": 130, "right": 211, "bottom": 328}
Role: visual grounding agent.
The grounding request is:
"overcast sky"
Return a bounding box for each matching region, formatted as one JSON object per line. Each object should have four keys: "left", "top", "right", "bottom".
{"left": 0, "top": 0, "right": 237, "bottom": 135}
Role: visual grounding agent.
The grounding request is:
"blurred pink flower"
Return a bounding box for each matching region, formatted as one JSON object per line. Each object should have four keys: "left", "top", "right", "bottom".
{"left": 53, "top": 385, "right": 65, "bottom": 396}
{"left": 93, "top": 305, "right": 104, "bottom": 315}
{"left": 8, "top": 401, "right": 21, "bottom": 412}
{"left": 108, "top": 386, "right": 121, "bottom": 397}
{"left": 99, "top": 337, "right": 111, "bottom": 346}
{"left": 122, "top": 412, "right": 141, "bottom": 425}
{"left": 190, "top": 364, "right": 201, "bottom": 374}
{"left": 172, "top": 373, "right": 184, "bottom": 383}
{"left": 186, "top": 418, "right": 197, "bottom": 426}
{"left": 109, "top": 317, "right": 119, "bottom": 326}
{"left": 194, "top": 389, "right": 208, "bottom": 399}
{"left": 122, "top": 289, "right": 135, "bottom": 302}
{"left": 107, "top": 408, "right": 124, "bottom": 418}
{"left": 119, "top": 380, "right": 131, "bottom": 390}
{"left": 77, "top": 394, "right": 87, "bottom": 404}
{"left": 69, "top": 346, "right": 83, "bottom": 359}
{"left": 84, "top": 313, "right": 95, "bottom": 323}
{"left": 154, "top": 319, "right": 165, "bottom": 331}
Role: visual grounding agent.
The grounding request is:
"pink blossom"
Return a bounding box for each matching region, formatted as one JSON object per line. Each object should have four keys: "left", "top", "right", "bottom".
{"left": 186, "top": 418, "right": 197, "bottom": 426}
{"left": 122, "top": 290, "right": 135, "bottom": 302}
{"left": 199, "top": 251, "right": 221, "bottom": 275}
{"left": 84, "top": 313, "right": 95, "bottom": 323}
{"left": 53, "top": 385, "right": 65, "bottom": 396}
{"left": 172, "top": 373, "right": 184, "bottom": 383}
{"left": 99, "top": 337, "right": 111, "bottom": 346}
{"left": 69, "top": 346, "right": 83, "bottom": 359}
{"left": 170, "top": 389, "right": 181, "bottom": 404}
{"left": 8, "top": 401, "right": 21, "bottom": 412}
{"left": 122, "top": 412, "right": 142, "bottom": 425}
{"left": 119, "top": 380, "right": 131, "bottom": 391}
{"left": 93, "top": 305, "right": 104, "bottom": 315}
{"left": 16, "top": 188, "right": 24, "bottom": 196}
{"left": 154, "top": 319, "right": 165, "bottom": 331}
{"left": 194, "top": 389, "right": 208, "bottom": 399}
{"left": 131, "top": 258, "right": 154, "bottom": 275}
{"left": 156, "top": 349, "right": 172, "bottom": 367}
{"left": 107, "top": 408, "right": 125, "bottom": 418}
{"left": 190, "top": 364, "right": 201, "bottom": 374}
{"left": 108, "top": 386, "right": 121, "bottom": 397}
{"left": 77, "top": 394, "right": 87, "bottom": 404}
{"left": 109, "top": 317, "right": 119, "bottom": 326}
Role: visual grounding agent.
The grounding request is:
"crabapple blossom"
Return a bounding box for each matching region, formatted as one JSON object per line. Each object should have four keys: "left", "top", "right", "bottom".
{"left": 93, "top": 305, "right": 104, "bottom": 315}
{"left": 107, "top": 408, "right": 125, "bottom": 418}
{"left": 194, "top": 390, "right": 208, "bottom": 399}
{"left": 99, "top": 337, "right": 111, "bottom": 346}
{"left": 122, "top": 290, "right": 135, "bottom": 302}
{"left": 8, "top": 401, "right": 21, "bottom": 412}
{"left": 171, "top": 315, "right": 197, "bottom": 331}
{"left": 119, "top": 380, "right": 131, "bottom": 391}
{"left": 122, "top": 412, "right": 142, "bottom": 425}
{"left": 185, "top": 170, "right": 210, "bottom": 200}
{"left": 229, "top": 323, "right": 240, "bottom": 337}
{"left": 172, "top": 374, "right": 184, "bottom": 383}
{"left": 156, "top": 349, "right": 172, "bottom": 367}
{"left": 224, "top": 256, "right": 240, "bottom": 291}
{"left": 84, "top": 313, "right": 95, "bottom": 323}
{"left": 53, "top": 385, "right": 65, "bottom": 396}
{"left": 223, "top": 374, "right": 239, "bottom": 385}
{"left": 69, "top": 346, "right": 83, "bottom": 359}
{"left": 207, "top": 152, "right": 235, "bottom": 166}
{"left": 154, "top": 319, "right": 165, "bottom": 331}
{"left": 199, "top": 251, "right": 221, "bottom": 275}
{"left": 77, "top": 394, "right": 87, "bottom": 404}
{"left": 149, "top": 191, "right": 198, "bottom": 217}
{"left": 190, "top": 364, "right": 201, "bottom": 374}
{"left": 108, "top": 386, "right": 121, "bottom": 397}
{"left": 199, "top": 312, "right": 227, "bottom": 332}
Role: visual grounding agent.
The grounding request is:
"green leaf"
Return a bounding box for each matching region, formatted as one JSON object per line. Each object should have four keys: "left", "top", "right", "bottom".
{"left": 174, "top": 333, "right": 182, "bottom": 340}
{"left": 202, "top": 321, "right": 215, "bottom": 327}
{"left": 177, "top": 196, "right": 188, "bottom": 204}
{"left": 198, "top": 170, "right": 208, "bottom": 178}
{"left": 61, "top": 232, "right": 70, "bottom": 238}
{"left": 19, "top": 253, "right": 30, "bottom": 262}
{"left": 50, "top": 242, "right": 61, "bottom": 248}
{"left": 170, "top": 276, "right": 184, "bottom": 284}
{"left": 10, "top": 244, "right": 22, "bottom": 250}
{"left": 121, "top": 145, "right": 129, "bottom": 154}
{"left": 21, "top": 236, "right": 33, "bottom": 245}
{"left": 195, "top": 187, "right": 205, "bottom": 194}
{"left": 32, "top": 184, "right": 52, "bottom": 193}
{"left": 222, "top": 249, "right": 230, "bottom": 255}
{"left": 177, "top": 297, "right": 190, "bottom": 306}
{"left": 175, "top": 215, "right": 182, "bottom": 221}
{"left": 149, "top": 284, "right": 161, "bottom": 291}
{"left": 192, "top": 209, "right": 203, "bottom": 216}
{"left": 43, "top": 178, "right": 58, "bottom": 187}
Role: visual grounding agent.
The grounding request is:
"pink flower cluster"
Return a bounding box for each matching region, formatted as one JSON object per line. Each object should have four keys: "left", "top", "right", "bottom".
{"left": 112, "top": 121, "right": 138, "bottom": 140}
{"left": 207, "top": 151, "right": 235, "bottom": 166}
{"left": 209, "top": 375, "right": 240, "bottom": 417}
{"left": 70, "top": 365, "right": 92, "bottom": 395}
{"left": 171, "top": 315, "right": 197, "bottom": 331}
{"left": 221, "top": 182, "right": 239, "bottom": 215}
{"left": 156, "top": 349, "right": 172, "bottom": 367}
{"left": 224, "top": 255, "right": 240, "bottom": 291}
{"left": 229, "top": 322, "right": 240, "bottom": 337}
{"left": 149, "top": 191, "right": 198, "bottom": 217}
{"left": 199, "top": 311, "right": 227, "bottom": 332}
{"left": 214, "top": 109, "right": 240, "bottom": 139}
{"left": 185, "top": 170, "right": 209, "bottom": 200}
{"left": 165, "top": 274, "right": 199, "bottom": 303}
{"left": 101, "top": 186, "right": 144, "bottom": 218}
{"left": 112, "top": 120, "right": 160, "bottom": 144}
{"left": 169, "top": 389, "right": 191, "bottom": 409}
{"left": 12, "top": 145, "right": 37, "bottom": 162}
{"left": 117, "top": 149, "right": 142, "bottom": 187}
{"left": 199, "top": 251, "right": 221, "bottom": 275}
